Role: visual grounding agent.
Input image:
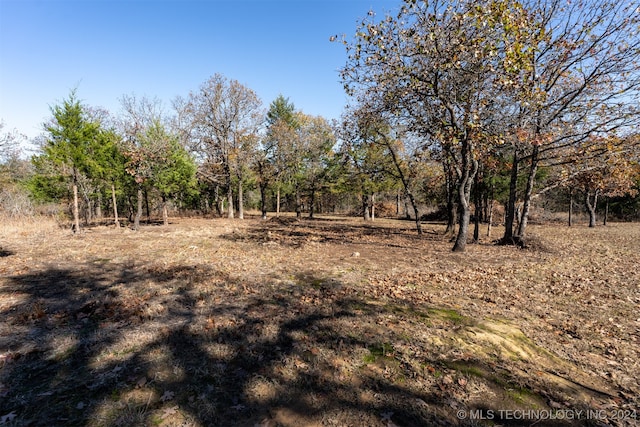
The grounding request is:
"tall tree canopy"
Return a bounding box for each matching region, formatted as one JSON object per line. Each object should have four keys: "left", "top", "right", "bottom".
{"left": 185, "top": 74, "right": 263, "bottom": 219}
{"left": 340, "top": 0, "right": 640, "bottom": 250}
{"left": 40, "top": 90, "right": 103, "bottom": 232}
{"left": 340, "top": 0, "right": 538, "bottom": 251}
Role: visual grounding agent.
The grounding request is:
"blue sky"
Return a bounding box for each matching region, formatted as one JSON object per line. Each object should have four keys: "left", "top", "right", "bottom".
{"left": 0, "top": 0, "right": 399, "bottom": 140}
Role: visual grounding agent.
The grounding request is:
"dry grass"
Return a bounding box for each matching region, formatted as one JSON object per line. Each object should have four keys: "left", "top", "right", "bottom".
{"left": 0, "top": 215, "right": 639, "bottom": 426}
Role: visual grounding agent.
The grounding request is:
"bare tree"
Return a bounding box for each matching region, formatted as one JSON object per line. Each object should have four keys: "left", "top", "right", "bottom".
{"left": 0, "top": 121, "right": 24, "bottom": 162}
{"left": 185, "top": 74, "right": 262, "bottom": 219}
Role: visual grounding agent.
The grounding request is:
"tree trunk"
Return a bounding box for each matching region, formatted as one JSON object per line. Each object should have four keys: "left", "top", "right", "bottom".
{"left": 452, "top": 141, "right": 477, "bottom": 253}
{"left": 84, "top": 196, "right": 92, "bottom": 226}
{"left": 162, "top": 196, "right": 168, "bottom": 226}
{"left": 473, "top": 170, "right": 481, "bottom": 243}
{"left": 144, "top": 188, "right": 150, "bottom": 223}
{"left": 483, "top": 189, "right": 489, "bottom": 224}
{"left": 446, "top": 201, "right": 457, "bottom": 235}
{"left": 517, "top": 145, "right": 539, "bottom": 239}
{"left": 603, "top": 198, "right": 609, "bottom": 226}
{"left": 585, "top": 189, "right": 598, "bottom": 227}
{"left": 309, "top": 186, "right": 316, "bottom": 219}
{"left": 406, "top": 191, "right": 422, "bottom": 235}
{"left": 276, "top": 186, "right": 281, "bottom": 217}
{"left": 453, "top": 185, "right": 471, "bottom": 251}
{"left": 444, "top": 159, "right": 457, "bottom": 234}
{"left": 502, "top": 148, "right": 519, "bottom": 243}
{"left": 227, "top": 185, "right": 234, "bottom": 219}
{"left": 363, "top": 194, "right": 370, "bottom": 221}
{"left": 95, "top": 193, "right": 102, "bottom": 220}
{"left": 568, "top": 188, "right": 573, "bottom": 227}
{"left": 396, "top": 191, "right": 400, "bottom": 216}
{"left": 127, "top": 195, "right": 134, "bottom": 222}
{"left": 214, "top": 185, "right": 222, "bottom": 217}
{"left": 295, "top": 187, "right": 301, "bottom": 218}
{"left": 486, "top": 196, "right": 494, "bottom": 238}
{"left": 238, "top": 180, "right": 244, "bottom": 220}
{"left": 134, "top": 186, "right": 142, "bottom": 230}
{"left": 453, "top": 191, "right": 471, "bottom": 252}
{"left": 370, "top": 193, "right": 375, "bottom": 221}
{"left": 111, "top": 183, "right": 120, "bottom": 227}
{"left": 72, "top": 179, "right": 80, "bottom": 233}
{"left": 260, "top": 184, "right": 268, "bottom": 220}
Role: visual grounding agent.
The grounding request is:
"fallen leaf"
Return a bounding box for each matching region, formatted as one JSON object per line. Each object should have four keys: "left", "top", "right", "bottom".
{"left": 205, "top": 317, "right": 215, "bottom": 330}
{"left": 160, "top": 390, "right": 175, "bottom": 402}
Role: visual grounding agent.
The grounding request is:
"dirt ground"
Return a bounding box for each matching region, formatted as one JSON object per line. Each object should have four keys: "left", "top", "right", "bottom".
{"left": 0, "top": 215, "right": 638, "bottom": 426}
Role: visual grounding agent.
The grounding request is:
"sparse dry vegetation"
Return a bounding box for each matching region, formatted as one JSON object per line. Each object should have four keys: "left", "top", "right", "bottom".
{"left": 0, "top": 215, "right": 638, "bottom": 426}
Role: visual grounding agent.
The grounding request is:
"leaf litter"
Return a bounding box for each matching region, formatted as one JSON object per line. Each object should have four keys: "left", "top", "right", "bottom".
{"left": 0, "top": 216, "right": 638, "bottom": 426}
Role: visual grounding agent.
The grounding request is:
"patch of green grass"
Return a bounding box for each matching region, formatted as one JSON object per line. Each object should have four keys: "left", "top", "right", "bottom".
{"left": 429, "top": 308, "right": 470, "bottom": 325}
{"left": 383, "top": 303, "right": 432, "bottom": 324}
{"left": 384, "top": 303, "right": 471, "bottom": 326}
{"left": 369, "top": 342, "right": 394, "bottom": 357}
{"left": 310, "top": 278, "right": 324, "bottom": 288}
{"left": 346, "top": 300, "right": 372, "bottom": 313}
{"left": 363, "top": 353, "right": 377, "bottom": 364}
{"left": 489, "top": 375, "right": 508, "bottom": 387}
{"left": 506, "top": 386, "right": 537, "bottom": 405}
{"left": 445, "top": 361, "right": 486, "bottom": 378}
{"left": 364, "top": 342, "right": 395, "bottom": 363}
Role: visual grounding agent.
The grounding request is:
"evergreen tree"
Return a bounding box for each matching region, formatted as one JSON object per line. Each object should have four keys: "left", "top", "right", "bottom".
{"left": 40, "top": 90, "right": 102, "bottom": 232}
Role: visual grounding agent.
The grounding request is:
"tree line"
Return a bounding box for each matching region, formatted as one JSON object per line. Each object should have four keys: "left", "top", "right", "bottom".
{"left": 21, "top": 81, "right": 339, "bottom": 231}
{"left": 1, "top": 0, "right": 640, "bottom": 253}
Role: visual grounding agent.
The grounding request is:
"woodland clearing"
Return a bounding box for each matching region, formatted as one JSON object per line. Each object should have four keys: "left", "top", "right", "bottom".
{"left": 0, "top": 216, "right": 638, "bottom": 426}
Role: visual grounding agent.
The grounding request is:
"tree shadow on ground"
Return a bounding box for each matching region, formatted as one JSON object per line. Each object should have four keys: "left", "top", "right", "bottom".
{"left": 0, "top": 262, "right": 608, "bottom": 426}
{"left": 220, "top": 218, "right": 443, "bottom": 250}
{"left": 0, "top": 247, "right": 14, "bottom": 257}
